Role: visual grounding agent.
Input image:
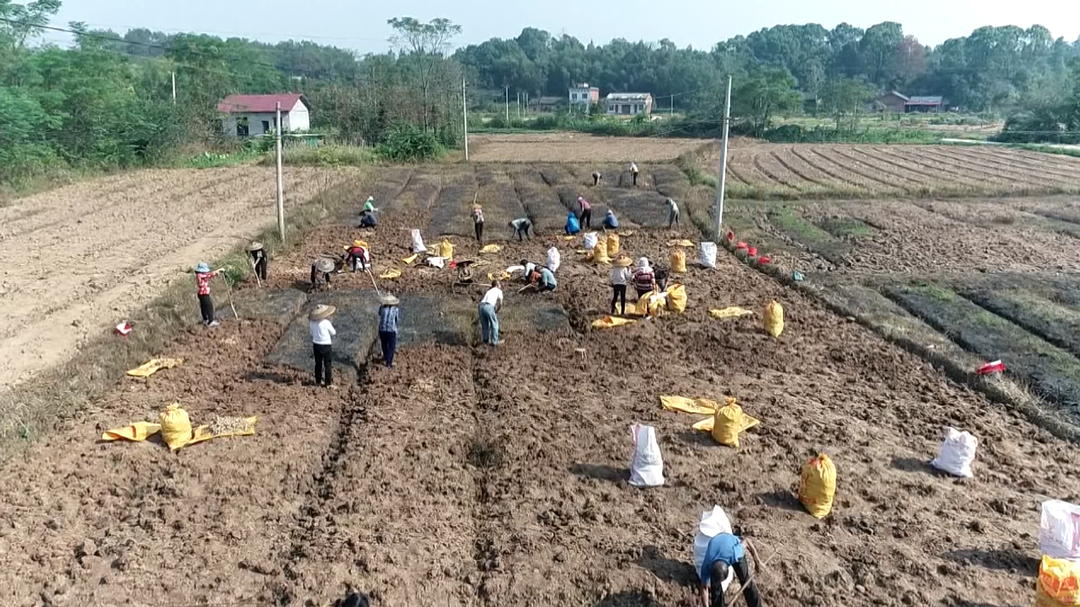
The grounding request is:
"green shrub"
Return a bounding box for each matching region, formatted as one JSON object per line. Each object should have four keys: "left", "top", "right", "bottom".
{"left": 275, "top": 145, "right": 376, "bottom": 167}
{"left": 376, "top": 123, "right": 445, "bottom": 161}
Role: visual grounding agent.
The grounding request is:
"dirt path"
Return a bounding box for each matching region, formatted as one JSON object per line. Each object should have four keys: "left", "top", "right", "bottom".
{"left": 0, "top": 166, "right": 357, "bottom": 387}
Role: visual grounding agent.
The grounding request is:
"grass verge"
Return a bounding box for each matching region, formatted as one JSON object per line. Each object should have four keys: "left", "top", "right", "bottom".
{"left": 0, "top": 168, "right": 373, "bottom": 460}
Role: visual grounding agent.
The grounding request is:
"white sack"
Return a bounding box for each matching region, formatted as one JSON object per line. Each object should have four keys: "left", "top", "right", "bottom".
{"left": 546, "top": 247, "right": 562, "bottom": 273}
{"left": 410, "top": 229, "right": 427, "bottom": 254}
{"left": 1041, "top": 500, "right": 1080, "bottom": 559}
{"left": 584, "top": 232, "right": 599, "bottom": 250}
{"left": 930, "top": 427, "right": 977, "bottom": 478}
{"left": 628, "top": 424, "right": 664, "bottom": 488}
{"left": 700, "top": 242, "right": 717, "bottom": 269}
{"left": 692, "top": 506, "right": 735, "bottom": 591}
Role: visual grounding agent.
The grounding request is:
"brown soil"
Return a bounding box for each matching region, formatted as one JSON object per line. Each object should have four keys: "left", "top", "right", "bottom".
{"left": 469, "top": 134, "right": 713, "bottom": 163}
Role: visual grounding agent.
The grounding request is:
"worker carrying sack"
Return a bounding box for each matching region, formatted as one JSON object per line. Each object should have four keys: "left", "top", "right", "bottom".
{"left": 410, "top": 229, "right": 427, "bottom": 253}
{"left": 592, "top": 240, "right": 611, "bottom": 264}
{"left": 160, "top": 403, "right": 193, "bottom": 451}
{"left": 1037, "top": 555, "right": 1080, "bottom": 607}
{"left": 711, "top": 397, "right": 745, "bottom": 447}
{"left": 764, "top": 300, "right": 784, "bottom": 338}
{"left": 670, "top": 249, "right": 687, "bottom": 273}
{"left": 628, "top": 423, "right": 664, "bottom": 487}
{"left": 566, "top": 212, "right": 581, "bottom": 235}
{"left": 799, "top": 453, "right": 836, "bottom": 518}
{"left": 583, "top": 232, "right": 599, "bottom": 250}
{"left": 700, "top": 242, "right": 717, "bottom": 269}
{"left": 693, "top": 506, "right": 736, "bottom": 591}
{"left": 607, "top": 233, "right": 620, "bottom": 255}
{"left": 930, "top": 427, "right": 977, "bottom": 478}
{"left": 1041, "top": 501, "right": 1080, "bottom": 560}
{"left": 665, "top": 284, "right": 687, "bottom": 313}
{"left": 546, "top": 246, "right": 561, "bottom": 273}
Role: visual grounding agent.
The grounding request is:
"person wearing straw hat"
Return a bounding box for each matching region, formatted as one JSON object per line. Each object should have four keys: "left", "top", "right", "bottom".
{"left": 309, "top": 304, "right": 337, "bottom": 388}
{"left": 478, "top": 279, "right": 504, "bottom": 346}
{"left": 699, "top": 534, "right": 763, "bottom": 607}
{"left": 247, "top": 242, "right": 267, "bottom": 280}
{"left": 194, "top": 262, "right": 226, "bottom": 327}
{"left": 345, "top": 240, "right": 370, "bottom": 273}
{"left": 377, "top": 293, "right": 401, "bottom": 368}
{"left": 471, "top": 204, "right": 485, "bottom": 243}
{"left": 310, "top": 257, "right": 336, "bottom": 291}
{"left": 610, "top": 256, "right": 633, "bottom": 316}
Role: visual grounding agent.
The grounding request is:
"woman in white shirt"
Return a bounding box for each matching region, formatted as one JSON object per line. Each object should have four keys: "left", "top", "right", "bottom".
{"left": 308, "top": 304, "right": 337, "bottom": 388}
{"left": 610, "top": 257, "right": 633, "bottom": 315}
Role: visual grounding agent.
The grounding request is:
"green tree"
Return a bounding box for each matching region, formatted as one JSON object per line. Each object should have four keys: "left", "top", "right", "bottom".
{"left": 820, "top": 79, "right": 875, "bottom": 130}
{"left": 732, "top": 68, "right": 801, "bottom": 135}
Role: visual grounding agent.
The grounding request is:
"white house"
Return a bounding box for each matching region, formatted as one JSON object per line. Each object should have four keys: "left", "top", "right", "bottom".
{"left": 569, "top": 83, "right": 600, "bottom": 112}
{"left": 217, "top": 93, "right": 310, "bottom": 138}
{"left": 605, "top": 93, "right": 653, "bottom": 116}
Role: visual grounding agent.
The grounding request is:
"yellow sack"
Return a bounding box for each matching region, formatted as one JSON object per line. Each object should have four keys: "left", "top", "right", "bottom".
{"left": 592, "top": 240, "right": 611, "bottom": 264}
{"left": 440, "top": 239, "right": 455, "bottom": 260}
{"left": 160, "top": 403, "right": 192, "bottom": 451}
{"left": 693, "top": 413, "right": 759, "bottom": 434}
{"left": 607, "top": 233, "right": 620, "bottom": 255}
{"left": 764, "top": 300, "right": 785, "bottom": 338}
{"left": 480, "top": 244, "right": 501, "bottom": 254}
{"left": 126, "top": 358, "right": 183, "bottom": 378}
{"left": 711, "top": 307, "right": 754, "bottom": 320}
{"left": 488, "top": 271, "right": 511, "bottom": 282}
{"left": 666, "top": 284, "right": 687, "bottom": 313}
{"left": 591, "top": 316, "right": 636, "bottom": 329}
{"left": 1038, "top": 556, "right": 1080, "bottom": 607}
{"left": 799, "top": 454, "right": 837, "bottom": 519}
{"left": 101, "top": 422, "right": 161, "bottom": 442}
{"left": 670, "top": 249, "right": 687, "bottom": 273}
{"left": 379, "top": 269, "right": 402, "bottom": 279}
{"left": 188, "top": 416, "right": 258, "bottom": 446}
{"left": 660, "top": 396, "right": 717, "bottom": 416}
{"left": 402, "top": 254, "right": 419, "bottom": 265}
{"left": 668, "top": 239, "right": 694, "bottom": 247}
{"left": 618, "top": 230, "right": 635, "bottom": 237}
{"left": 635, "top": 291, "right": 665, "bottom": 317}
{"left": 711, "top": 398, "right": 745, "bottom": 447}
{"left": 563, "top": 235, "right": 576, "bottom": 241}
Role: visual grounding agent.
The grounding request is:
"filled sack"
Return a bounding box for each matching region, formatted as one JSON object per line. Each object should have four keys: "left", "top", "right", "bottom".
{"left": 711, "top": 398, "right": 744, "bottom": 447}
{"left": 1038, "top": 555, "right": 1080, "bottom": 607}
{"left": 410, "top": 229, "right": 427, "bottom": 253}
{"left": 670, "top": 249, "right": 688, "bottom": 273}
{"left": 160, "top": 403, "right": 193, "bottom": 451}
{"left": 546, "top": 246, "right": 561, "bottom": 273}
{"left": 693, "top": 506, "right": 736, "bottom": 591}
{"left": 799, "top": 453, "right": 836, "bottom": 519}
{"left": 930, "top": 427, "right": 977, "bottom": 478}
{"left": 764, "top": 300, "right": 784, "bottom": 338}
{"left": 665, "top": 284, "right": 687, "bottom": 313}
{"left": 629, "top": 424, "right": 664, "bottom": 487}
{"left": 1041, "top": 500, "right": 1080, "bottom": 560}
{"left": 607, "top": 233, "right": 621, "bottom": 255}
{"left": 592, "top": 240, "right": 611, "bottom": 264}
{"left": 439, "top": 239, "right": 455, "bottom": 261}
{"left": 583, "top": 232, "right": 599, "bottom": 250}
{"left": 700, "top": 242, "right": 717, "bottom": 269}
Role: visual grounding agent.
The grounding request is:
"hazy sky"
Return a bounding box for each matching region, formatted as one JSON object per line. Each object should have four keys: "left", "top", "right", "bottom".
{"left": 42, "top": 0, "right": 1080, "bottom": 52}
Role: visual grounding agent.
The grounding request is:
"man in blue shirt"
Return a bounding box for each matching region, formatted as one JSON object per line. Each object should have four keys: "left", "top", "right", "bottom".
{"left": 377, "top": 293, "right": 401, "bottom": 368}
{"left": 699, "top": 533, "right": 762, "bottom": 607}
{"left": 538, "top": 266, "right": 557, "bottom": 292}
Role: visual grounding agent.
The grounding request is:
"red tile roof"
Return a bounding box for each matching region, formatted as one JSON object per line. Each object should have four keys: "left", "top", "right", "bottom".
{"left": 216, "top": 94, "right": 307, "bottom": 114}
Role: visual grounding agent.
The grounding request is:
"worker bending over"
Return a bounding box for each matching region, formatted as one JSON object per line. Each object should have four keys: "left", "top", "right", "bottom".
{"left": 603, "top": 209, "right": 619, "bottom": 230}
{"left": 629, "top": 162, "right": 640, "bottom": 186}
{"left": 577, "top": 196, "right": 593, "bottom": 229}
{"left": 345, "top": 240, "right": 370, "bottom": 272}
{"left": 310, "top": 258, "right": 335, "bottom": 291}
{"left": 699, "top": 534, "right": 762, "bottom": 607}
{"left": 247, "top": 242, "right": 268, "bottom": 280}
{"left": 592, "top": 171, "right": 602, "bottom": 186}
{"left": 667, "top": 197, "right": 681, "bottom": 228}
{"left": 509, "top": 217, "right": 533, "bottom": 241}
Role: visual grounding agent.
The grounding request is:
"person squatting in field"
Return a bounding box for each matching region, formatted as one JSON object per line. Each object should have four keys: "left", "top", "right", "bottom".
{"left": 509, "top": 217, "right": 533, "bottom": 241}
{"left": 699, "top": 533, "right": 762, "bottom": 607}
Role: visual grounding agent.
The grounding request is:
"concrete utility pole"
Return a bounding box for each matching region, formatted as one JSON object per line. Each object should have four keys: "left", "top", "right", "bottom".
{"left": 171, "top": 71, "right": 176, "bottom": 104}
{"left": 275, "top": 101, "right": 285, "bottom": 241}
{"left": 462, "top": 78, "right": 469, "bottom": 162}
{"left": 505, "top": 86, "right": 509, "bottom": 122}
{"left": 713, "top": 75, "right": 732, "bottom": 242}
{"left": 670, "top": 94, "right": 674, "bottom": 115}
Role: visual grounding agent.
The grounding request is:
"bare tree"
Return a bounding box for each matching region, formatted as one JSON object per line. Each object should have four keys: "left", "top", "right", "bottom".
{"left": 388, "top": 17, "right": 461, "bottom": 130}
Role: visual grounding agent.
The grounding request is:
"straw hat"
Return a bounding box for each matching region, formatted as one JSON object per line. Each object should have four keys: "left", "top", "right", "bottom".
{"left": 315, "top": 258, "right": 336, "bottom": 273}
{"left": 196, "top": 262, "right": 211, "bottom": 273}
{"left": 614, "top": 256, "right": 633, "bottom": 267}
{"left": 379, "top": 293, "right": 400, "bottom": 306}
{"left": 246, "top": 242, "right": 263, "bottom": 252}
{"left": 308, "top": 304, "right": 337, "bottom": 321}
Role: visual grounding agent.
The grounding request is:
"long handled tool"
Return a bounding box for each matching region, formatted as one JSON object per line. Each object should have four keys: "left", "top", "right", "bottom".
{"left": 725, "top": 549, "right": 779, "bottom": 607}
{"left": 217, "top": 272, "right": 240, "bottom": 322}
{"left": 364, "top": 267, "right": 382, "bottom": 296}
{"left": 248, "top": 257, "right": 263, "bottom": 289}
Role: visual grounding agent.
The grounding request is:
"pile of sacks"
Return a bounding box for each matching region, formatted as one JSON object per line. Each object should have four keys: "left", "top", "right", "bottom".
{"left": 1037, "top": 500, "right": 1080, "bottom": 606}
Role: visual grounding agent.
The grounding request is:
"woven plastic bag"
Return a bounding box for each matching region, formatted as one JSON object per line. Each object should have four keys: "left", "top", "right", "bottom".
{"left": 607, "top": 233, "right": 620, "bottom": 255}
{"left": 546, "top": 247, "right": 561, "bottom": 273}
{"left": 670, "top": 249, "right": 687, "bottom": 273}
{"left": 1038, "top": 556, "right": 1080, "bottom": 607}
{"left": 930, "top": 427, "right": 977, "bottom": 478}
{"left": 592, "top": 240, "right": 611, "bottom": 264}
{"left": 693, "top": 506, "right": 736, "bottom": 591}
{"left": 666, "top": 284, "right": 687, "bottom": 313}
{"left": 764, "top": 300, "right": 784, "bottom": 338}
{"left": 160, "top": 403, "right": 192, "bottom": 451}
{"left": 583, "top": 232, "right": 599, "bottom": 250}
{"left": 1041, "top": 501, "right": 1080, "bottom": 560}
{"left": 410, "top": 229, "right": 427, "bottom": 253}
{"left": 700, "top": 242, "right": 717, "bottom": 269}
{"left": 799, "top": 454, "right": 836, "bottom": 518}
{"left": 628, "top": 424, "right": 664, "bottom": 487}
{"left": 711, "top": 398, "right": 744, "bottom": 447}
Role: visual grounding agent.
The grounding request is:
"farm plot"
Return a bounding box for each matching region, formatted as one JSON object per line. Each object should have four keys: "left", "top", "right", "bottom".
{"left": 469, "top": 133, "right": 712, "bottom": 163}
{"left": 427, "top": 170, "right": 479, "bottom": 237}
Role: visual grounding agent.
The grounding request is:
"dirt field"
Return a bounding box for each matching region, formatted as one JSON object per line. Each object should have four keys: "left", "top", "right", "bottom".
{"left": 0, "top": 166, "right": 357, "bottom": 387}
{"left": 469, "top": 133, "right": 713, "bottom": 163}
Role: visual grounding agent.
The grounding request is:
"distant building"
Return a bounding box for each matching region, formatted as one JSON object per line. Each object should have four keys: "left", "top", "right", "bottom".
{"left": 605, "top": 93, "right": 653, "bottom": 116}
{"left": 530, "top": 96, "right": 562, "bottom": 113}
{"left": 569, "top": 83, "right": 600, "bottom": 112}
{"left": 876, "top": 91, "right": 909, "bottom": 113}
{"left": 217, "top": 94, "right": 310, "bottom": 138}
{"left": 905, "top": 96, "right": 944, "bottom": 113}
{"left": 875, "top": 91, "right": 944, "bottom": 114}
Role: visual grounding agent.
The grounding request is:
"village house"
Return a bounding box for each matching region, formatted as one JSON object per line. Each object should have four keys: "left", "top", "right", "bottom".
{"left": 569, "top": 83, "right": 600, "bottom": 112}
{"left": 217, "top": 93, "right": 311, "bottom": 138}
{"left": 605, "top": 93, "right": 653, "bottom": 116}
{"left": 529, "top": 96, "right": 562, "bottom": 113}
{"left": 875, "top": 91, "right": 945, "bottom": 114}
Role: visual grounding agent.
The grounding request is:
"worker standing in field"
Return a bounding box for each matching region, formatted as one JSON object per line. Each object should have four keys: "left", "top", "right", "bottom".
{"left": 478, "top": 279, "right": 504, "bottom": 346}
{"left": 610, "top": 257, "right": 633, "bottom": 315}
{"left": 194, "top": 262, "right": 225, "bottom": 327}
{"left": 472, "top": 204, "right": 485, "bottom": 243}
{"left": 630, "top": 162, "right": 640, "bottom": 186}
{"left": 603, "top": 209, "right": 619, "bottom": 231}
{"left": 509, "top": 217, "right": 533, "bottom": 241}
{"left": 377, "top": 293, "right": 400, "bottom": 368}
{"left": 247, "top": 242, "right": 268, "bottom": 280}
{"left": 577, "top": 196, "right": 593, "bottom": 229}
{"left": 699, "top": 534, "right": 763, "bottom": 607}
{"left": 667, "top": 198, "right": 681, "bottom": 228}
{"left": 592, "top": 171, "right": 602, "bottom": 186}
{"left": 308, "top": 304, "right": 337, "bottom": 389}
{"left": 633, "top": 257, "right": 657, "bottom": 299}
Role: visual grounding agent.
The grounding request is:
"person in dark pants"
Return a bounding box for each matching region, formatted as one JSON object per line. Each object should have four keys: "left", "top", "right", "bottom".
{"left": 472, "top": 204, "right": 485, "bottom": 243}
{"left": 654, "top": 262, "right": 670, "bottom": 291}
{"left": 577, "top": 196, "right": 593, "bottom": 229}
{"left": 310, "top": 257, "right": 335, "bottom": 291}
{"left": 308, "top": 304, "right": 337, "bottom": 389}
{"left": 359, "top": 210, "right": 378, "bottom": 228}
{"left": 630, "top": 162, "right": 640, "bottom": 186}
{"left": 194, "top": 262, "right": 223, "bottom": 327}
{"left": 592, "top": 171, "right": 602, "bottom": 186}
{"left": 633, "top": 257, "right": 656, "bottom": 299}
{"left": 509, "top": 217, "right": 532, "bottom": 241}
{"left": 699, "top": 534, "right": 762, "bottom": 607}
{"left": 377, "top": 293, "right": 400, "bottom": 368}
{"left": 610, "top": 256, "right": 633, "bottom": 315}
{"left": 602, "top": 209, "right": 619, "bottom": 231}
{"left": 247, "top": 242, "right": 268, "bottom": 280}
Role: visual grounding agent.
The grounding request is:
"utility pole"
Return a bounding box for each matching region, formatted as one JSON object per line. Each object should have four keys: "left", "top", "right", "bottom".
{"left": 171, "top": 71, "right": 176, "bottom": 104}
{"left": 275, "top": 101, "right": 285, "bottom": 241}
{"left": 670, "top": 94, "right": 674, "bottom": 115}
{"left": 505, "top": 86, "right": 509, "bottom": 122}
{"left": 713, "top": 75, "right": 732, "bottom": 242}
{"left": 462, "top": 78, "right": 469, "bottom": 162}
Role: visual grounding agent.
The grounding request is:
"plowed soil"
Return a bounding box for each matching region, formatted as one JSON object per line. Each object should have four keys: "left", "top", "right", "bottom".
{"left": 1, "top": 171, "right": 1076, "bottom": 607}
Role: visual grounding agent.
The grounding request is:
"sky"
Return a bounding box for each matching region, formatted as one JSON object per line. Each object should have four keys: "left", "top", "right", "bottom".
{"left": 41, "top": 0, "right": 1080, "bottom": 53}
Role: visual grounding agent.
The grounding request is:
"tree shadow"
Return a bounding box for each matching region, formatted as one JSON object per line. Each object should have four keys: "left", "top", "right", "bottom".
{"left": 944, "top": 548, "right": 1039, "bottom": 574}
{"left": 754, "top": 489, "right": 804, "bottom": 512}
{"left": 592, "top": 591, "right": 661, "bottom": 607}
{"left": 243, "top": 369, "right": 301, "bottom": 384}
{"left": 891, "top": 457, "right": 950, "bottom": 477}
{"left": 570, "top": 463, "right": 627, "bottom": 484}
{"left": 638, "top": 545, "right": 697, "bottom": 586}
{"left": 944, "top": 595, "right": 1024, "bottom": 607}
